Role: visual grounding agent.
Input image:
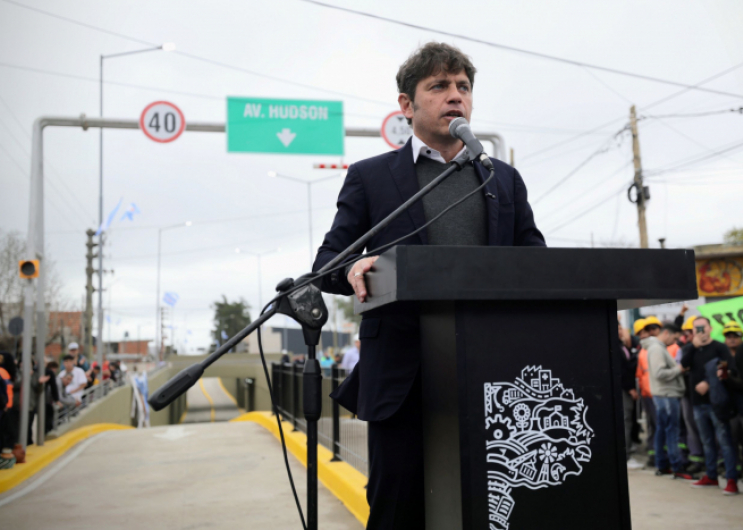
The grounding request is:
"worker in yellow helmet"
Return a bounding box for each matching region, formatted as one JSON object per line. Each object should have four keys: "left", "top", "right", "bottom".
{"left": 722, "top": 321, "right": 743, "bottom": 356}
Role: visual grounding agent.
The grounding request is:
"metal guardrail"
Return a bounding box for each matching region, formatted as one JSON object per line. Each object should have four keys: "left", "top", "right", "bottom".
{"left": 271, "top": 362, "right": 368, "bottom": 476}
{"left": 52, "top": 377, "right": 127, "bottom": 430}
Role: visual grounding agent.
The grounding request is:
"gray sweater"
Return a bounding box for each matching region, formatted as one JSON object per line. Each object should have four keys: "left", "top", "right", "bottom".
{"left": 642, "top": 336, "right": 685, "bottom": 398}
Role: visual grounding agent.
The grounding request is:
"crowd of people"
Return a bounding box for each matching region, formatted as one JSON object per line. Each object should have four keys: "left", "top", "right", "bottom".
{"left": 619, "top": 305, "right": 743, "bottom": 496}
{"left": 280, "top": 334, "right": 361, "bottom": 376}
{"left": 0, "top": 342, "right": 124, "bottom": 470}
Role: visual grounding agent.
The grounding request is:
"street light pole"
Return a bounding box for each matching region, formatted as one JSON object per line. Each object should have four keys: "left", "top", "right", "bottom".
{"left": 268, "top": 171, "right": 342, "bottom": 267}
{"left": 156, "top": 221, "right": 190, "bottom": 362}
{"left": 99, "top": 43, "right": 174, "bottom": 371}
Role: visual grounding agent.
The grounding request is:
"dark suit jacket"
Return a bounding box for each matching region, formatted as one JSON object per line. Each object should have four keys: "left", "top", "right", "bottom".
{"left": 312, "top": 139, "right": 545, "bottom": 422}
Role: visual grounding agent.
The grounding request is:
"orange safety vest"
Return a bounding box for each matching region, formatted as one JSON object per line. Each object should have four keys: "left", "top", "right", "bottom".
{"left": 0, "top": 367, "right": 12, "bottom": 410}
{"left": 667, "top": 343, "right": 681, "bottom": 363}
{"left": 635, "top": 348, "right": 652, "bottom": 398}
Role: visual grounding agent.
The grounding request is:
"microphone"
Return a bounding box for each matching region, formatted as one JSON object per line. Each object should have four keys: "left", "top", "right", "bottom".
{"left": 448, "top": 117, "right": 494, "bottom": 170}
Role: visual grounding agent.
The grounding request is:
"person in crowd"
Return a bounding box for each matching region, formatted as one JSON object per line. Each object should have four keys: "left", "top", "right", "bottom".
{"left": 58, "top": 373, "right": 81, "bottom": 409}
{"left": 664, "top": 324, "right": 682, "bottom": 363}
{"left": 280, "top": 351, "right": 291, "bottom": 364}
{"left": 679, "top": 316, "right": 696, "bottom": 350}
{"left": 109, "top": 361, "right": 122, "bottom": 383}
{"left": 673, "top": 303, "right": 690, "bottom": 330}
{"left": 14, "top": 359, "right": 48, "bottom": 446}
{"left": 320, "top": 348, "right": 334, "bottom": 377}
{"left": 44, "top": 360, "right": 61, "bottom": 434}
{"left": 340, "top": 334, "right": 360, "bottom": 372}
{"left": 681, "top": 316, "right": 738, "bottom": 495}
{"left": 68, "top": 342, "right": 90, "bottom": 373}
{"left": 645, "top": 323, "right": 694, "bottom": 479}
{"left": 635, "top": 318, "right": 657, "bottom": 467}
{"left": 618, "top": 319, "right": 640, "bottom": 468}
{"left": 721, "top": 323, "right": 743, "bottom": 474}
{"left": 0, "top": 352, "right": 22, "bottom": 464}
{"left": 722, "top": 321, "right": 742, "bottom": 357}
{"left": 0, "top": 352, "right": 14, "bottom": 469}
{"left": 58, "top": 354, "right": 88, "bottom": 402}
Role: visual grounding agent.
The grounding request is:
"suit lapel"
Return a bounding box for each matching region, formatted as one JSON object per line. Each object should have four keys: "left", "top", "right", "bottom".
{"left": 388, "top": 139, "right": 428, "bottom": 244}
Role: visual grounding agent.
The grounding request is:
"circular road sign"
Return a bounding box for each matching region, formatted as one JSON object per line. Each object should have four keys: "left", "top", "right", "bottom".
{"left": 381, "top": 111, "right": 413, "bottom": 149}
{"left": 140, "top": 101, "right": 186, "bottom": 143}
{"left": 8, "top": 316, "right": 23, "bottom": 336}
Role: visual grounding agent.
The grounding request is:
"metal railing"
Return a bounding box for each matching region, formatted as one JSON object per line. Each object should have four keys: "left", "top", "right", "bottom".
{"left": 271, "top": 362, "right": 368, "bottom": 476}
{"left": 52, "top": 377, "right": 127, "bottom": 429}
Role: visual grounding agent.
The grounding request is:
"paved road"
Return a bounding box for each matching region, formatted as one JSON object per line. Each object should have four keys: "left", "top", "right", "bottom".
{"left": 182, "top": 377, "right": 241, "bottom": 423}
{"left": 0, "top": 422, "right": 362, "bottom": 529}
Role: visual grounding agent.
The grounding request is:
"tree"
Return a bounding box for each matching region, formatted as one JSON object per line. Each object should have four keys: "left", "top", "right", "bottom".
{"left": 211, "top": 295, "right": 252, "bottom": 352}
{"left": 724, "top": 227, "right": 743, "bottom": 245}
{"left": 0, "top": 230, "right": 67, "bottom": 350}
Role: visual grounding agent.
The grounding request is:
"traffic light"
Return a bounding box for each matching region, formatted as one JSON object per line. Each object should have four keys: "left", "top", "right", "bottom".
{"left": 18, "top": 259, "right": 39, "bottom": 279}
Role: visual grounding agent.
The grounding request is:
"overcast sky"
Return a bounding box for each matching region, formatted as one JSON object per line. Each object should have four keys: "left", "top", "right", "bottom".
{"left": 1, "top": 0, "right": 742, "bottom": 351}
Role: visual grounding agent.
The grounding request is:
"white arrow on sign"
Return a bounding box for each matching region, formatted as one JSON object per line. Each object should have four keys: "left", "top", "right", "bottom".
{"left": 276, "top": 128, "right": 297, "bottom": 147}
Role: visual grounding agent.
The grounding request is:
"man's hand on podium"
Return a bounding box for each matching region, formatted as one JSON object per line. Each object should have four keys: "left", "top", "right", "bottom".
{"left": 348, "top": 256, "right": 379, "bottom": 303}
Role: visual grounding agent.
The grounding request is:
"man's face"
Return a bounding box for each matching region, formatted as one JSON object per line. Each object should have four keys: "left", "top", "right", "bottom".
{"left": 659, "top": 330, "right": 675, "bottom": 346}
{"left": 637, "top": 329, "right": 650, "bottom": 340}
{"left": 725, "top": 333, "right": 742, "bottom": 350}
{"left": 399, "top": 70, "right": 473, "bottom": 143}
{"left": 693, "top": 319, "right": 711, "bottom": 342}
{"left": 63, "top": 359, "right": 74, "bottom": 372}
{"left": 69, "top": 348, "right": 79, "bottom": 358}
{"left": 645, "top": 325, "right": 661, "bottom": 337}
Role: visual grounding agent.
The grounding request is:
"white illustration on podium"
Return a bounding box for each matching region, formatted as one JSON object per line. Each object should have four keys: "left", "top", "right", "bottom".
{"left": 484, "top": 366, "right": 594, "bottom": 529}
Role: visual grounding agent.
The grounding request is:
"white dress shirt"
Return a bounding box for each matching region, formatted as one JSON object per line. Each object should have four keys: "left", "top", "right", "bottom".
{"left": 411, "top": 134, "right": 467, "bottom": 165}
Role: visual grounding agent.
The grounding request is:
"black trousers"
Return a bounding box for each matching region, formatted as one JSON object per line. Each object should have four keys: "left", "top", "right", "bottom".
{"left": 366, "top": 373, "right": 424, "bottom": 530}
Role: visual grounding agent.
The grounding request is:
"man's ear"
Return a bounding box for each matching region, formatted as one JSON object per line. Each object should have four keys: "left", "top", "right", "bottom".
{"left": 398, "top": 93, "right": 414, "bottom": 123}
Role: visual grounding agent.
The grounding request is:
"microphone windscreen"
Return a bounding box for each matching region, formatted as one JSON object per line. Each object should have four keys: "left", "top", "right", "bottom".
{"left": 448, "top": 117, "right": 469, "bottom": 138}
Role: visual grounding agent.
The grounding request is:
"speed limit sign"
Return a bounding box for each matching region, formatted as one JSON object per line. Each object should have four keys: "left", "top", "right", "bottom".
{"left": 381, "top": 111, "right": 413, "bottom": 149}
{"left": 140, "top": 101, "right": 185, "bottom": 143}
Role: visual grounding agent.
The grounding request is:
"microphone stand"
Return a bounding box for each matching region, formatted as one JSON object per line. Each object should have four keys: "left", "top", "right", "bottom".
{"left": 149, "top": 150, "right": 474, "bottom": 530}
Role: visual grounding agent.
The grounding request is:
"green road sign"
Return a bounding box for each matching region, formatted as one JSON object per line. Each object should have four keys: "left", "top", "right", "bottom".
{"left": 227, "top": 97, "right": 344, "bottom": 155}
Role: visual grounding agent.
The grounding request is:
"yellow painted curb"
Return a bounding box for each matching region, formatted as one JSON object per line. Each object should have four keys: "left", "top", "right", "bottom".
{"left": 217, "top": 377, "right": 239, "bottom": 407}
{"left": 0, "top": 423, "right": 132, "bottom": 494}
{"left": 231, "top": 411, "right": 369, "bottom": 526}
{"left": 198, "top": 378, "right": 216, "bottom": 422}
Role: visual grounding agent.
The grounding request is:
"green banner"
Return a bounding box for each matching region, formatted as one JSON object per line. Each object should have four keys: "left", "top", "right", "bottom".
{"left": 697, "top": 296, "right": 743, "bottom": 342}
{"left": 226, "top": 97, "right": 344, "bottom": 155}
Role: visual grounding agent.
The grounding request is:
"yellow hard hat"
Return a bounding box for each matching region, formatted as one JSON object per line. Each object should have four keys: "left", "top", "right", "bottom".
{"left": 633, "top": 319, "right": 647, "bottom": 335}
{"left": 682, "top": 316, "right": 696, "bottom": 331}
{"left": 723, "top": 321, "right": 743, "bottom": 337}
{"left": 644, "top": 316, "right": 662, "bottom": 328}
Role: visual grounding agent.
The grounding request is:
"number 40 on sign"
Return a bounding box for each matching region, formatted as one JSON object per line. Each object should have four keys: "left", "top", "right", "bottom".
{"left": 140, "top": 101, "right": 186, "bottom": 143}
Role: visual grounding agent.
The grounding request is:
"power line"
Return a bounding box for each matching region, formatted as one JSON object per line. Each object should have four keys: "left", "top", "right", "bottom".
{"left": 645, "top": 138, "right": 743, "bottom": 176}
{"left": 536, "top": 160, "right": 633, "bottom": 223}
{"left": 298, "top": 0, "right": 743, "bottom": 99}
{"left": 531, "top": 127, "right": 628, "bottom": 205}
{"left": 641, "top": 107, "right": 743, "bottom": 119}
{"left": 520, "top": 61, "right": 743, "bottom": 162}
{"left": 542, "top": 183, "right": 629, "bottom": 234}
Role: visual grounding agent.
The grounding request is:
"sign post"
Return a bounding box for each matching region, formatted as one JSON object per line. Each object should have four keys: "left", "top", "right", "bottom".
{"left": 226, "top": 97, "right": 344, "bottom": 155}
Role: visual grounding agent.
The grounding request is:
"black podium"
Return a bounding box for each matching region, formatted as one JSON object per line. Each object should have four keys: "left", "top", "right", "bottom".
{"left": 356, "top": 246, "right": 698, "bottom": 530}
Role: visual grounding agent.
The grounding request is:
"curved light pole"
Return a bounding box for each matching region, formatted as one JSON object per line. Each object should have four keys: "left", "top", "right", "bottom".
{"left": 156, "top": 221, "right": 190, "bottom": 361}
{"left": 267, "top": 171, "right": 343, "bottom": 267}
{"left": 99, "top": 43, "right": 175, "bottom": 371}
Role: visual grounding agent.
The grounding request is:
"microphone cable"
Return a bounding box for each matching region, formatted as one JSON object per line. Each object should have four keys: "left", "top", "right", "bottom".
{"left": 250, "top": 163, "right": 495, "bottom": 529}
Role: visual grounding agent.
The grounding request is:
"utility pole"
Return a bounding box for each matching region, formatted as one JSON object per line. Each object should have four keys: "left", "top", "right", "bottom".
{"left": 629, "top": 106, "right": 649, "bottom": 248}
{"left": 160, "top": 307, "right": 168, "bottom": 359}
{"left": 84, "top": 229, "right": 97, "bottom": 360}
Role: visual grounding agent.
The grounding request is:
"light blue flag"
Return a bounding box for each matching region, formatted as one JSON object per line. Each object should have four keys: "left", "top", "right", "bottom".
{"left": 163, "top": 292, "right": 179, "bottom": 307}
{"left": 120, "top": 203, "right": 141, "bottom": 222}
{"left": 94, "top": 197, "right": 124, "bottom": 236}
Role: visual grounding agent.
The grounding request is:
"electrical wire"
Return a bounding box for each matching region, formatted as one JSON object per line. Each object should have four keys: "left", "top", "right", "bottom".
{"left": 641, "top": 107, "right": 743, "bottom": 119}
{"left": 297, "top": 0, "right": 743, "bottom": 99}
{"left": 256, "top": 324, "right": 307, "bottom": 530}
{"left": 531, "top": 127, "right": 628, "bottom": 205}
{"left": 520, "top": 61, "right": 743, "bottom": 162}
{"left": 542, "top": 182, "right": 629, "bottom": 234}
{"left": 644, "top": 138, "right": 743, "bottom": 176}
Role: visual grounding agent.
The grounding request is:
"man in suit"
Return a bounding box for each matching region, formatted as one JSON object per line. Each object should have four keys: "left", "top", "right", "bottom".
{"left": 313, "top": 42, "right": 545, "bottom": 529}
